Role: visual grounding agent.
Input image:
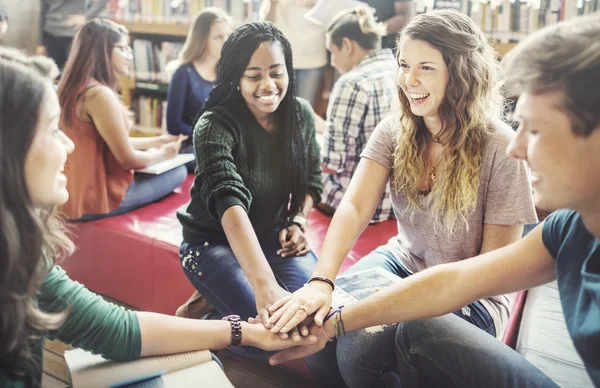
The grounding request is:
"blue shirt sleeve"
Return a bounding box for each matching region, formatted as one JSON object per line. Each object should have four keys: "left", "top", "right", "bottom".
{"left": 542, "top": 209, "right": 579, "bottom": 260}
{"left": 166, "top": 66, "right": 193, "bottom": 137}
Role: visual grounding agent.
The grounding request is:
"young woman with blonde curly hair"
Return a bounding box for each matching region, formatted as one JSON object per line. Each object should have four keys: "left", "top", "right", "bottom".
{"left": 264, "top": 9, "right": 538, "bottom": 387}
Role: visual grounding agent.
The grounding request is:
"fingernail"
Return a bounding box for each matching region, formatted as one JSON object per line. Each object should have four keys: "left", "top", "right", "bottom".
{"left": 270, "top": 359, "right": 278, "bottom": 365}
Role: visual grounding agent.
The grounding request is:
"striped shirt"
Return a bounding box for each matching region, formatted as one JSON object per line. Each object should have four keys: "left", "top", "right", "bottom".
{"left": 321, "top": 49, "right": 398, "bottom": 223}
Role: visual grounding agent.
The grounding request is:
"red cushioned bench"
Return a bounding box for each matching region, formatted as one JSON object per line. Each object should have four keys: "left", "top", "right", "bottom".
{"left": 59, "top": 174, "right": 525, "bottom": 347}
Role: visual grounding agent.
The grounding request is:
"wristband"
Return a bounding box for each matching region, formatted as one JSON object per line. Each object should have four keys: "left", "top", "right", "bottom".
{"left": 221, "top": 314, "right": 242, "bottom": 347}
{"left": 307, "top": 276, "right": 335, "bottom": 291}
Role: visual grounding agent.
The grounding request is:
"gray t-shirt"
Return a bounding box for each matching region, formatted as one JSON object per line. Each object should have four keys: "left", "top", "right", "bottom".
{"left": 361, "top": 114, "right": 538, "bottom": 336}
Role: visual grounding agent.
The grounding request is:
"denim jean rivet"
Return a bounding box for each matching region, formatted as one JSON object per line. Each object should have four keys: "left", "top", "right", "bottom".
{"left": 204, "top": 242, "right": 209, "bottom": 247}
{"left": 197, "top": 271, "right": 202, "bottom": 276}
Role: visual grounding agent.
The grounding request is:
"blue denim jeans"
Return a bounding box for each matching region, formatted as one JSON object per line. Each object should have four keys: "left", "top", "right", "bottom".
{"left": 328, "top": 247, "right": 557, "bottom": 388}
{"left": 179, "top": 229, "right": 319, "bottom": 361}
{"left": 75, "top": 165, "right": 188, "bottom": 221}
{"left": 295, "top": 67, "right": 326, "bottom": 107}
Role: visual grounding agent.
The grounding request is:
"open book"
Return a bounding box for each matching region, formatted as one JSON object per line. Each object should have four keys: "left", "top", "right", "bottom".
{"left": 65, "top": 348, "right": 234, "bottom": 388}
{"left": 136, "top": 153, "right": 195, "bottom": 175}
{"left": 332, "top": 267, "right": 402, "bottom": 306}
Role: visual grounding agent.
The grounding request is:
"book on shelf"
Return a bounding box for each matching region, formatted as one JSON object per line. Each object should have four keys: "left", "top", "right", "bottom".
{"left": 133, "top": 39, "right": 183, "bottom": 83}
{"left": 332, "top": 267, "right": 402, "bottom": 307}
{"left": 132, "top": 96, "right": 168, "bottom": 131}
{"left": 137, "top": 153, "right": 195, "bottom": 174}
{"left": 65, "top": 348, "right": 233, "bottom": 388}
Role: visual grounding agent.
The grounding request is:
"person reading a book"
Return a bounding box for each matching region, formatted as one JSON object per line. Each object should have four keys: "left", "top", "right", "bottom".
{"left": 318, "top": 5, "right": 397, "bottom": 223}
{"left": 267, "top": 13, "right": 600, "bottom": 387}
{"left": 176, "top": 21, "right": 326, "bottom": 371}
{"left": 0, "top": 51, "right": 319, "bottom": 388}
{"left": 166, "top": 7, "right": 232, "bottom": 172}
{"left": 57, "top": 19, "right": 188, "bottom": 221}
{"left": 266, "top": 10, "right": 539, "bottom": 387}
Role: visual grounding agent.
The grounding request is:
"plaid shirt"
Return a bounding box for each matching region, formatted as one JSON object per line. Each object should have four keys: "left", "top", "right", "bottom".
{"left": 321, "top": 49, "right": 398, "bottom": 223}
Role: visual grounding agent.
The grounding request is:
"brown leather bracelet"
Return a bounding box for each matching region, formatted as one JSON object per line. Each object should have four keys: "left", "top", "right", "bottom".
{"left": 307, "top": 276, "right": 335, "bottom": 291}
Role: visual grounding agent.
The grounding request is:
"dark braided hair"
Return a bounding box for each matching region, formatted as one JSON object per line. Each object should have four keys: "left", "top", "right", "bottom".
{"left": 197, "top": 21, "right": 307, "bottom": 220}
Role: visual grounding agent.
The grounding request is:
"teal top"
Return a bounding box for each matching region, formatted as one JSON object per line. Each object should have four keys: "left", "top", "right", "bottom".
{"left": 0, "top": 264, "right": 141, "bottom": 387}
{"left": 178, "top": 97, "right": 323, "bottom": 244}
{"left": 542, "top": 209, "right": 600, "bottom": 385}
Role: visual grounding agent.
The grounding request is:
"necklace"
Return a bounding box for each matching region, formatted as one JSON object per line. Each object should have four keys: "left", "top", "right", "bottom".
{"left": 430, "top": 166, "right": 438, "bottom": 182}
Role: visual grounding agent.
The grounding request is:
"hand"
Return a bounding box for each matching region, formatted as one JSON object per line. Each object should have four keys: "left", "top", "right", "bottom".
{"left": 243, "top": 319, "right": 318, "bottom": 352}
{"left": 36, "top": 45, "right": 48, "bottom": 56}
{"left": 267, "top": 280, "right": 332, "bottom": 334}
{"left": 154, "top": 134, "right": 183, "bottom": 147}
{"left": 159, "top": 135, "right": 186, "bottom": 158}
{"left": 256, "top": 285, "right": 309, "bottom": 342}
{"left": 269, "top": 319, "right": 334, "bottom": 365}
{"left": 277, "top": 224, "right": 310, "bottom": 257}
{"left": 66, "top": 14, "right": 87, "bottom": 29}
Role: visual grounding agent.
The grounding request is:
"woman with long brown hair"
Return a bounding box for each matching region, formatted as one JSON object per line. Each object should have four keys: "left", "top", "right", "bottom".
{"left": 266, "top": 10, "right": 538, "bottom": 387}
{"left": 58, "top": 19, "right": 187, "bottom": 221}
{"left": 166, "top": 7, "right": 232, "bottom": 170}
{"left": 0, "top": 51, "right": 316, "bottom": 387}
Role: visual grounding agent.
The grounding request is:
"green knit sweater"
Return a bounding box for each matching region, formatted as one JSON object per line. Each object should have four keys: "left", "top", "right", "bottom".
{"left": 178, "top": 97, "right": 323, "bottom": 244}
{"left": 0, "top": 264, "right": 141, "bottom": 387}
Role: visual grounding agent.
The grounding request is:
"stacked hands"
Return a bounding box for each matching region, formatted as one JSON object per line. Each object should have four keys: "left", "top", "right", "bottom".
{"left": 254, "top": 272, "right": 336, "bottom": 365}
{"left": 237, "top": 225, "right": 335, "bottom": 363}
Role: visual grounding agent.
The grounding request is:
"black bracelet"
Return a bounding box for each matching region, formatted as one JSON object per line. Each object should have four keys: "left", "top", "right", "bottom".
{"left": 308, "top": 276, "right": 335, "bottom": 291}
{"left": 221, "top": 315, "right": 242, "bottom": 347}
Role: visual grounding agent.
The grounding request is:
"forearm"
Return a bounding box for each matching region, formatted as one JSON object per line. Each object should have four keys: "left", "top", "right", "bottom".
{"left": 130, "top": 136, "right": 162, "bottom": 150}
{"left": 262, "top": 0, "right": 278, "bottom": 23}
{"left": 125, "top": 148, "right": 170, "bottom": 170}
{"left": 300, "top": 193, "right": 314, "bottom": 218}
{"left": 86, "top": 0, "right": 109, "bottom": 19}
{"left": 221, "top": 206, "right": 278, "bottom": 290}
{"left": 138, "top": 313, "right": 263, "bottom": 356}
{"left": 341, "top": 264, "right": 468, "bottom": 332}
{"left": 312, "top": 200, "right": 370, "bottom": 279}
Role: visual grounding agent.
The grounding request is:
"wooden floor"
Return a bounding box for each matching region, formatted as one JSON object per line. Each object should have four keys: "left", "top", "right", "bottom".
{"left": 42, "top": 297, "right": 316, "bottom": 388}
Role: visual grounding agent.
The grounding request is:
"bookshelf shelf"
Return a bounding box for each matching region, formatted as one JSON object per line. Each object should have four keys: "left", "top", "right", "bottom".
{"left": 118, "top": 21, "right": 190, "bottom": 37}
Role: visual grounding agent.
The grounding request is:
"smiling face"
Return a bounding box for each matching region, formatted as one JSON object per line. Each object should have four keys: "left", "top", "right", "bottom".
{"left": 110, "top": 34, "right": 133, "bottom": 76}
{"left": 24, "top": 84, "right": 75, "bottom": 208}
{"left": 507, "top": 90, "right": 600, "bottom": 213}
{"left": 206, "top": 20, "right": 232, "bottom": 61}
{"left": 397, "top": 37, "right": 449, "bottom": 121}
{"left": 239, "top": 41, "right": 289, "bottom": 123}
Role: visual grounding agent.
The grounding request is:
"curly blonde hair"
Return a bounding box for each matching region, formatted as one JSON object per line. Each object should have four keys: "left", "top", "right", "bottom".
{"left": 392, "top": 10, "right": 504, "bottom": 234}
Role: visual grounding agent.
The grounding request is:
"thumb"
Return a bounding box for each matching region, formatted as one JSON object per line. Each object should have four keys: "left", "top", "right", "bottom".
{"left": 314, "top": 303, "right": 330, "bottom": 326}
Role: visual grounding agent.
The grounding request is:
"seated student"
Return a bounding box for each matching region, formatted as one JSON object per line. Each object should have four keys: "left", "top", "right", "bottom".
{"left": 0, "top": 55, "right": 318, "bottom": 387}
{"left": 166, "top": 7, "right": 232, "bottom": 171}
{"left": 268, "top": 13, "right": 600, "bottom": 388}
{"left": 58, "top": 19, "right": 188, "bottom": 221}
{"left": 266, "top": 10, "right": 538, "bottom": 387}
{"left": 319, "top": 6, "right": 397, "bottom": 223}
{"left": 176, "top": 21, "right": 325, "bottom": 370}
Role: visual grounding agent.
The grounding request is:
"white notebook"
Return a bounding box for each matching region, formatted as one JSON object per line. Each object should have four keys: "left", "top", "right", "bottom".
{"left": 136, "top": 154, "right": 195, "bottom": 175}
{"left": 65, "top": 348, "right": 234, "bottom": 388}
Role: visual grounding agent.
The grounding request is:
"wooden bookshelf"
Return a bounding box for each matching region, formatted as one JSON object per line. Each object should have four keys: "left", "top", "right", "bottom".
{"left": 118, "top": 21, "right": 190, "bottom": 37}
